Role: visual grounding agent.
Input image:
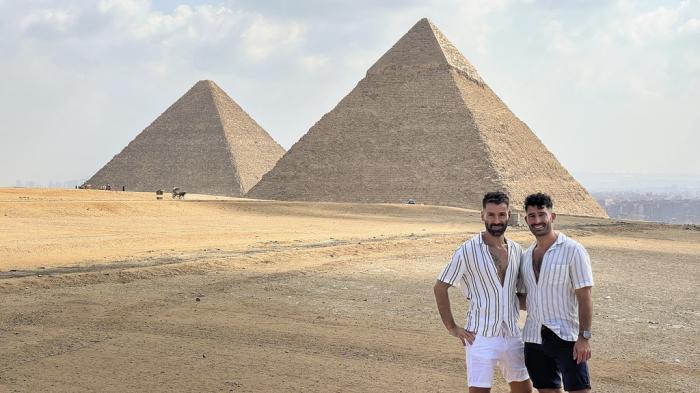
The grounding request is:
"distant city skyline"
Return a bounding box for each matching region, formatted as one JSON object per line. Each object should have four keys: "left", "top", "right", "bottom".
{"left": 1, "top": 1, "right": 698, "bottom": 186}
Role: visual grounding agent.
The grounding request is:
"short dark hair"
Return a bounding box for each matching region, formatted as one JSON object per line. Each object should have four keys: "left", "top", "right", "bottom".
{"left": 524, "top": 193, "right": 553, "bottom": 210}
{"left": 482, "top": 191, "right": 510, "bottom": 208}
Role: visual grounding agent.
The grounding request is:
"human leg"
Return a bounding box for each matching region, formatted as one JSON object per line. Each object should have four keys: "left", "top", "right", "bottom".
{"left": 465, "top": 336, "right": 499, "bottom": 390}
{"left": 499, "top": 336, "right": 531, "bottom": 393}
{"left": 540, "top": 328, "right": 591, "bottom": 392}
{"left": 508, "top": 379, "right": 532, "bottom": 393}
{"left": 524, "top": 342, "right": 562, "bottom": 392}
{"left": 558, "top": 357, "right": 590, "bottom": 393}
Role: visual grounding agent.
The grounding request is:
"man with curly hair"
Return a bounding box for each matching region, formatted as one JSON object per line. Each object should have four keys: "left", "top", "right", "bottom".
{"left": 519, "top": 193, "right": 594, "bottom": 393}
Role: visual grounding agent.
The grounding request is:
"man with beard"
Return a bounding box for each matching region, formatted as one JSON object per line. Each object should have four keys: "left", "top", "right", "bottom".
{"left": 434, "top": 192, "right": 532, "bottom": 393}
{"left": 519, "top": 193, "right": 593, "bottom": 393}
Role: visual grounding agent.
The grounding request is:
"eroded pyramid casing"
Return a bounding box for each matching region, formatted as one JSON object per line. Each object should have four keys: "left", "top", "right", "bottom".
{"left": 85, "top": 81, "right": 285, "bottom": 196}
{"left": 246, "top": 19, "right": 606, "bottom": 217}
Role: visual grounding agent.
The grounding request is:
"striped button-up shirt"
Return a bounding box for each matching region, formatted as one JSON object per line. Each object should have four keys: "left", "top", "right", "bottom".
{"left": 437, "top": 233, "right": 523, "bottom": 337}
{"left": 520, "top": 232, "right": 594, "bottom": 344}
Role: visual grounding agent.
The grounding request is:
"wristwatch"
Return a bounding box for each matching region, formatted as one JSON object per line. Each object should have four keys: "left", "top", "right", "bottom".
{"left": 579, "top": 330, "right": 592, "bottom": 340}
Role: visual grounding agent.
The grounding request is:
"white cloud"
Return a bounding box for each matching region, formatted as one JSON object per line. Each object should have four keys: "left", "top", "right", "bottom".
{"left": 614, "top": 1, "right": 700, "bottom": 45}
{"left": 545, "top": 20, "right": 576, "bottom": 54}
{"left": 619, "top": 6, "right": 679, "bottom": 44}
{"left": 98, "top": 0, "right": 150, "bottom": 17}
{"left": 8, "top": 2, "right": 311, "bottom": 70}
{"left": 678, "top": 17, "right": 700, "bottom": 33}
{"left": 299, "top": 54, "right": 329, "bottom": 71}
{"left": 241, "top": 16, "right": 305, "bottom": 61}
{"left": 99, "top": 4, "right": 248, "bottom": 45}
{"left": 0, "top": 0, "right": 698, "bottom": 184}
{"left": 19, "top": 7, "right": 78, "bottom": 34}
{"left": 446, "top": 0, "right": 512, "bottom": 55}
{"left": 129, "top": 5, "right": 196, "bottom": 40}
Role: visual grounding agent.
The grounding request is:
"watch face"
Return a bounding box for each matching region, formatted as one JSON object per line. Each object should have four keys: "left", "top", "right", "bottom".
{"left": 582, "top": 331, "right": 592, "bottom": 339}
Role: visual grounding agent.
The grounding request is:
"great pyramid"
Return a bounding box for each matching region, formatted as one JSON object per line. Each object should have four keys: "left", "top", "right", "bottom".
{"left": 247, "top": 18, "right": 606, "bottom": 217}
{"left": 84, "top": 80, "right": 285, "bottom": 196}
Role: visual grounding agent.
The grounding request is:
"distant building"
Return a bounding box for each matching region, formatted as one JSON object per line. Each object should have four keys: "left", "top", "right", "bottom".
{"left": 597, "top": 193, "right": 700, "bottom": 224}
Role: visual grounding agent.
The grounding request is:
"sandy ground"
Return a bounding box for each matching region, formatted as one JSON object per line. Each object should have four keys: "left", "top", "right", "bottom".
{"left": 0, "top": 188, "right": 698, "bottom": 392}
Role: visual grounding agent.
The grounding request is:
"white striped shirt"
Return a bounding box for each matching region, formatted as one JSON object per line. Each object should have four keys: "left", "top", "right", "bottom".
{"left": 437, "top": 233, "right": 523, "bottom": 337}
{"left": 520, "top": 233, "right": 594, "bottom": 344}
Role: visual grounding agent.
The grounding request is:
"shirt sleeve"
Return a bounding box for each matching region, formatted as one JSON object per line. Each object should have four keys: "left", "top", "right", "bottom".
{"left": 569, "top": 244, "right": 594, "bottom": 289}
{"left": 437, "top": 245, "right": 467, "bottom": 286}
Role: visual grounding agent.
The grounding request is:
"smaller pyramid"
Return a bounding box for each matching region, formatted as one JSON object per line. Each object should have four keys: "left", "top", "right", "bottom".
{"left": 84, "top": 81, "right": 285, "bottom": 196}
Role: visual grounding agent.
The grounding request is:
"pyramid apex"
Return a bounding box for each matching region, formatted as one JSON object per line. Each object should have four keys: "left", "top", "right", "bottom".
{"left": 193, "top": 79, "right": 217, "bottom": 87}
{"left": 368, "top": 19, "right": 484, "bottom": 85}
{"left": 187, "top": 80, "right": 226, "bottom": 98}
{"left": 85, "top": 79, "right": 284, "bottom": 197}
{"left": 247, "top": 18, "right": 605, "bottom": 218}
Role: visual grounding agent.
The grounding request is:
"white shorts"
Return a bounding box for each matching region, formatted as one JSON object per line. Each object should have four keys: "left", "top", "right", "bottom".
{"left": 464, "top": 334, "right": 529, "bottom": 388}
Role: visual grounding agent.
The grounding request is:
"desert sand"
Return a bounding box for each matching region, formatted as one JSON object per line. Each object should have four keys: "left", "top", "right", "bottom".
{"left": 0, "top": 188, "right": 698, "bottom": 392}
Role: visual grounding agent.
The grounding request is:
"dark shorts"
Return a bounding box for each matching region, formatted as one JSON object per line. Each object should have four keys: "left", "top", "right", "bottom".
{"left": 524, "top": 326, "right": 591, "bottom": 391}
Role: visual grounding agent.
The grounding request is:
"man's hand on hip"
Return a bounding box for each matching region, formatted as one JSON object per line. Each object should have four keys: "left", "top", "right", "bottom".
{"left": 449, "top": 326, "right": 475, "bottom": 346}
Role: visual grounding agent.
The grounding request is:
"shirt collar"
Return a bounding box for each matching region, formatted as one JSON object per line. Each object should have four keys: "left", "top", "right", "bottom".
{"left": 527, "top": 231, "right": 566, "bottom": 251}
{"left": 549, "top": 231, "right": 566, "bottom": 250}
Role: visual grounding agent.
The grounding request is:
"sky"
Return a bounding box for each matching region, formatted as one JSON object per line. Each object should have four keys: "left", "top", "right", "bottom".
{"left": 1, "top": 0, "right": 698, "bottom": 187}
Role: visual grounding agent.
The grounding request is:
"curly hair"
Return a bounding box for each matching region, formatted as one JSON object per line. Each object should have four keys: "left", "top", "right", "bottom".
{"left": 524, "top": 193, "right": 553, "bottom": 210}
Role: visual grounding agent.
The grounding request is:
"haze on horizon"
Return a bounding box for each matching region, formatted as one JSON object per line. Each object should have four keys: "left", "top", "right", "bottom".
{"left": 1, "top": 0, "right": 698, "bottom": 187}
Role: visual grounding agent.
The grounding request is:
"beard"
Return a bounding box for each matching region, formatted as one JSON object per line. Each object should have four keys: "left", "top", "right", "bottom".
{"left": 528, "top": 222, "right": 552, "bottom": 236}
{"left": 485, "top": 222, "right": 507, "bottom": 237}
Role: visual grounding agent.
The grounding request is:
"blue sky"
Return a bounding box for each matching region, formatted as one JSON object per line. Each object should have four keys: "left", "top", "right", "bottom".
{"left": 1, "top": 0, "right": 698, "bottom": 186}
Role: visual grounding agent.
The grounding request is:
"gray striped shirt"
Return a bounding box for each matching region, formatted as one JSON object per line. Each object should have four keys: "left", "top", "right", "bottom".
{"left": 520, "top": 233, "right": 594, "bottom": 343}
{"left": 437, "top": 233, "right": 523, "bottom": 337}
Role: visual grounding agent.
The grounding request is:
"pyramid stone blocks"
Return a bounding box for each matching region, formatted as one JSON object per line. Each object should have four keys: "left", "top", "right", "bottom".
{"left": 85, "top": 81, "right": 284, "bottom": 196}
{"left": 247, "top": 18, "right": 606, "bottom": 217}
